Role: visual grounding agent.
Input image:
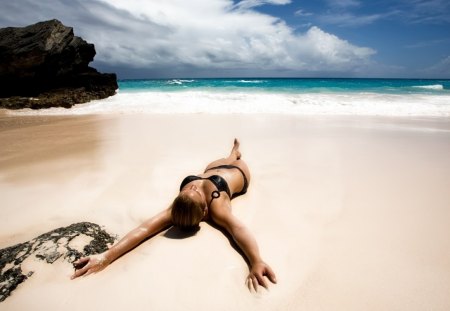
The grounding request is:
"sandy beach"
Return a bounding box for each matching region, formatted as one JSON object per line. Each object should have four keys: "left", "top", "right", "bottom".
{"left": 1, "top": 112, "right": 450, "bottom": 310}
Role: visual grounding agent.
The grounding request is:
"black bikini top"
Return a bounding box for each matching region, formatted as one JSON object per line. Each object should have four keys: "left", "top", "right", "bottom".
{"left": 180, "top": 175, "right": 231, "bottom": 199}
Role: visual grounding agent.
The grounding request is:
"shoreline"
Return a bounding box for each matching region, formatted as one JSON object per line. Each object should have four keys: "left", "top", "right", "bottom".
{"left": 1, "top": 113, "right": 449, "bottom": 310}
{"left": 2, "top": 87, "right": 450, "bottom": 117}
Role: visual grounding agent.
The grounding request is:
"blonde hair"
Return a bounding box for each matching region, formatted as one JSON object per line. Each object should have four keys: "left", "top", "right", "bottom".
{"left": 171, "top": 193, "right": 204, "bottom": 231}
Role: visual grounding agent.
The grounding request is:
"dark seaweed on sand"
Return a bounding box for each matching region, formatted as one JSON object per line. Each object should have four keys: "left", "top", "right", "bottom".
{"left": 0, "top": 222, "right": 116, "bottom": 302}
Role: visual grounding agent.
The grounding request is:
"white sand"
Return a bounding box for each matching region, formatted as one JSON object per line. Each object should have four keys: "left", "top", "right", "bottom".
{"left": 1, "top": 113, "right": 450, "bottom": 310}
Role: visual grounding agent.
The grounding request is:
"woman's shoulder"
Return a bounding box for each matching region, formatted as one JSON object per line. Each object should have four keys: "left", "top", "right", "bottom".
{"left": 209, "top": 195, "right": 231, "bottom": 216}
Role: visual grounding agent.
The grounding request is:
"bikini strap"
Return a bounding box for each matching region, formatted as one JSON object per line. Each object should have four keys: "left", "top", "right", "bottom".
{"left": 208, "top": 190, "right": 221, "bottom": 205}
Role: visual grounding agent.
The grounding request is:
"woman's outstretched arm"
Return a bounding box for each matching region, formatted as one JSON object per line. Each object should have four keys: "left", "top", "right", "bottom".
{"left": 71, "top": 208, "right": 172, "bottom": 279}
{"left": 210, "top": 201, "right": 277, "bottom": 291}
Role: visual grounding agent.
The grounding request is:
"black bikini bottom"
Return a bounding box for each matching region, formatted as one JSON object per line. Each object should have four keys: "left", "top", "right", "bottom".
{"left": 205, "top": 165, "right": 249, "bottom": 199}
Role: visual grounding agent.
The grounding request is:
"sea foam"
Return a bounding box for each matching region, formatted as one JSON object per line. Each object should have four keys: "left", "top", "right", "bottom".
{"left": 412, "top": 84, "right": 444, "bottom": 90}
{"left": 8, "top": 90, "right": 450, "bottom": 117}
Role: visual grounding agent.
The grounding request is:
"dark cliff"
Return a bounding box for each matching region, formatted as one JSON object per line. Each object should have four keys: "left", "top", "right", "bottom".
{"left": 0, "top": 19, "right": 118, "bottom": 109}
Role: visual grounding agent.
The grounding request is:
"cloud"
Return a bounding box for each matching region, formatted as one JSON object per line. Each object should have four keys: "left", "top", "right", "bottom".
{"left": 307, "top": 1, "right": 396, "bottom": 27}
{"left": 312, "top": 0, "right": 450, "bottom": 28}
{"left": 393, "top": 0, "right": 450, "bottom": 24}
{"left": 422, "top": 55, "right": 450, "bottom": 77}
{"left": 317, "top": 12, "right": 386, "bottom": 27}
{"left": 405, "top": 38, "right": 449, "bottom": 49}
{"left": 234, "top": 0, "right": 291, "bottom": 10}
{"left": 0, "top": 0, "right": 376, "bottom": 77}
{"left": 326, "top": 0, "right": 450, "bottom": 26}
{"left": 294, "top": 9, "right": 313, "bottom": 17}
{"left": 326, "top": 0, "right": 360, "bottom": 9}
{"left": 292, "top": 27, "right": 376, "bottom": 70}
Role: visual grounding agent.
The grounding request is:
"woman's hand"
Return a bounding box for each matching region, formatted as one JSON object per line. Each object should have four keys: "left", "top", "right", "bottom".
{"left": 71, "top": 253, "right": 110, "bottom": 279}
{"left": 246, "top": 261, "right": 277, "bottom": 292}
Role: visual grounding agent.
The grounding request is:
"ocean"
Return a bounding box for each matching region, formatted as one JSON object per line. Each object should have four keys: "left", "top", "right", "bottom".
{"left": 11, "top": 78, "right": 450, "bottom": 116}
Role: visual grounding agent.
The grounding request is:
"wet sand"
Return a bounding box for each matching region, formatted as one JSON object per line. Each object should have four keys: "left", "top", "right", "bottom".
{"left": 1, "top": 113, "right": 450, "bottom": 310}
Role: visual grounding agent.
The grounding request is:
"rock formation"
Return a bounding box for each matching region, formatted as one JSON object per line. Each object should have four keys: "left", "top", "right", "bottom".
{"left": 0, "top": 19, "right": 118, "bottom": 109}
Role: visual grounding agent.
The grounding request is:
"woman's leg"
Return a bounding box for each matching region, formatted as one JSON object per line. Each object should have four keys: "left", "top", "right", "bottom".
{"left": 205, "top": 139, "right": 241, "bottom": 170}
{"left": 204, "top": 139, "right": 251, "bottom": 184}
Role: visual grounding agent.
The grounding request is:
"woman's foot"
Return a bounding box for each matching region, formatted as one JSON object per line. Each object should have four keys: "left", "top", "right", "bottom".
{"left": 231, "top": 138, "right": 241, "bottom": 160}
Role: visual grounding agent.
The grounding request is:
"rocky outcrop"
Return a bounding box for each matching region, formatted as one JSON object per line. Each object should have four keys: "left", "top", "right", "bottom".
{"left": 0, "top": 19, "right": 118, "bottom": 109}
{"left": 0, "top": 222, "right": 117, "bottom": 302}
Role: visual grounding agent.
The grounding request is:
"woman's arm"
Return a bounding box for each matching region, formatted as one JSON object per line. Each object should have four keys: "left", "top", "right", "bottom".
{"left": 71, "top": 208, "right": 172, "bottom": 279}
{"left": 210, "top": 201, "right": 277, "bottom": 291}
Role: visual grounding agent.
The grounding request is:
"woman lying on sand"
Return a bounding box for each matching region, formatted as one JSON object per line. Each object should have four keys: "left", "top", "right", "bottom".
{"left": 71, "top": 139, "right": 276, "bottom": 291}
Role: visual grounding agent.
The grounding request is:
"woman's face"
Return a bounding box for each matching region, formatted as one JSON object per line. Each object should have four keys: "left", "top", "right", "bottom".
{"left": 181, "top": 183, "right": 207, "bottom": 213}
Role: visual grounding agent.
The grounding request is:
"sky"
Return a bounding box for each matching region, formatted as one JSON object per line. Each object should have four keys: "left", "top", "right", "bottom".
{"left": 0, "top": 0, "right": 449, "bottom": 79}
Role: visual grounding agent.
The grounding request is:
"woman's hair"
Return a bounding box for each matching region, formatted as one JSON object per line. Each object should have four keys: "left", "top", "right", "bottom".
{"left": 171, "top": 193, "right": 204, "bottom": 231}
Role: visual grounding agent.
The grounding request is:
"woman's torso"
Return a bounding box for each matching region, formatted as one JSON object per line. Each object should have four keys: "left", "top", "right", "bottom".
{"left": 201, "top": 166, "right": 247, "bottom": 198}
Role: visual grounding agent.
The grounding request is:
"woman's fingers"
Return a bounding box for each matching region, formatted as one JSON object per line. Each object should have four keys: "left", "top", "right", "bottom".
{"left": 251, "top": 276, "right": 258, "bottom": 292}
{"left": 73, "top": 257, "right": 89, "bottom": 269}
{"left": 246, "top": 276, "right": 257, "bottom": 292}
{"left": 71, "top": 264, "right": 90, "bottom": 279}
{"left": 246, "top": 275, "right": 264, "bottom": 292}
{"left": 265, "top": 266, "right": 277, "bottom": 284}
{"left": 71, "top": 257, "right": 91, "bottom": 279}
{"left": 83, "top": 268, "right": 95, "bottom": 277}
{"left": 246, "top": 277, "right": 253, "bottom": 291}
{"left": 255, "top": 273, "right": 268, "bottom": 289}
{"left": 246, "top": 262, "right": 277, "bottom": 292}
{"left": 71, "top": 254, "right": 109, "bottom": 280}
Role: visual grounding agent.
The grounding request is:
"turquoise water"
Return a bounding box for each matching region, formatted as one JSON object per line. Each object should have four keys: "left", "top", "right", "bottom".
{"left": 12, "top": 78, "right": 450, "bottom": 116}
{"left": 119, "top": 78, "right": 450, "bottom": 94}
